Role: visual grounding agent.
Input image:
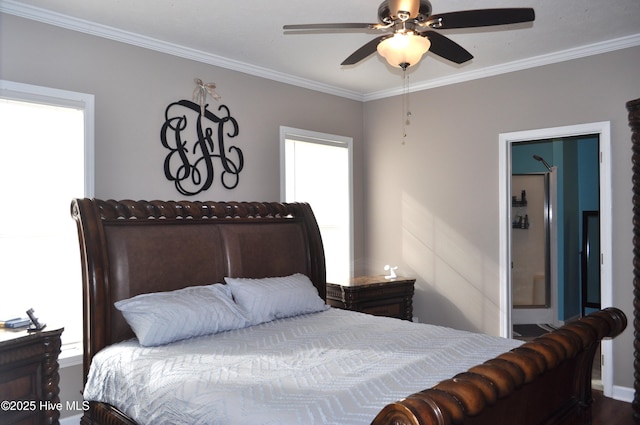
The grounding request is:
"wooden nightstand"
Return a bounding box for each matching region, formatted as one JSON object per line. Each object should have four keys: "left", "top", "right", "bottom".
{"left": 326, "top": 276, "right": 415, "bottom": 320}
{"left": 0, "top": 326, "right": 63, "bottom": 425}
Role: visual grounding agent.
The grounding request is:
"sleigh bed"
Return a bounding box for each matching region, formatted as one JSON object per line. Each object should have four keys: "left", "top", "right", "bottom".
{"left": 71, "top": 198, "right": 627, "bottom": 425}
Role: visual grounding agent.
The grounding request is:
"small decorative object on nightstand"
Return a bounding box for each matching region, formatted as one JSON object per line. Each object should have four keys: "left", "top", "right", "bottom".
{"left": 326, "top": 276, "right": 415, "bottom": 320}
{"left": 0, "top": 326, "right": 63, "bottom": 425}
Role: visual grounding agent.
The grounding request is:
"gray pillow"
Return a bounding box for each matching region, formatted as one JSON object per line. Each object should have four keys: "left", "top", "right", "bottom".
{"left": 225, "top": 273, "right": 328, "bottom": 326}
{"left": 115, "top": 283, "right": 249, "bottom": 346}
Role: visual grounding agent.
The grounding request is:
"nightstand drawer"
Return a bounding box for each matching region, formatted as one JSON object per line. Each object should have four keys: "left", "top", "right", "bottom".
{"left": 0, "top": 362, "right": 39, "bottom": 400}
{"left": 360, "top": 303, "right": 403, "bottom": 318}
{"left": 0, "top": 328, "right": 63, "bottom": 425}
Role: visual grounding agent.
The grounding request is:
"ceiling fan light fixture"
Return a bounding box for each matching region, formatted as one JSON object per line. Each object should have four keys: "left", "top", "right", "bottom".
{"left": 377, "top": 33, "right": 430, "bottom": 69}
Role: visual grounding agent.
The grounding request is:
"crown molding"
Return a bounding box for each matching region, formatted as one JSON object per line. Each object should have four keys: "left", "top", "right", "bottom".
{"left": 363, "top": 33, "right": 640, "bottom": 101}
{"left": 0, "top": 0, "right": 366, "bottom": 101}
{"left": 3, "top": 0, "right": 639, "bottom": 102}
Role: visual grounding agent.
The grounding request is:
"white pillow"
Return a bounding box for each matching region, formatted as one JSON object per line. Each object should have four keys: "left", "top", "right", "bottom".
{"left": 225, "top": 273, "right": 328, "bottom": 325}
{"left": 115, "top": 283, "right": 249, "bottom": 346}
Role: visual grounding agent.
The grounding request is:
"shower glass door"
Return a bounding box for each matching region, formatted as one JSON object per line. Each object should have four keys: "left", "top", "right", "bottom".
{"left": 511, "top": 174, "right": 551, "bottom": 313}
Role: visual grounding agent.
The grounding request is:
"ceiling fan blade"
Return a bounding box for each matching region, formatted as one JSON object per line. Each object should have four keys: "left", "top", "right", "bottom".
{"left": 341, "top": 35, "right": 389, "bottom": 66}
{"left": 422, "top": 31, "right": 473, "bottom": 64}
{"left": 283, "top": 23, "right": 378, "bottom": 31}
{"left": 427, "top": 8, "right": 535, "bottom": 29}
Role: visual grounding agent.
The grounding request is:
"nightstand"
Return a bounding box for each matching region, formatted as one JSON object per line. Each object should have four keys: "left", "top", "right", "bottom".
{"left": 326, "top": 276, "right": 415, "bottom": 320}
{"left": 0, "top": 326, "right": 63, "bottom": 425}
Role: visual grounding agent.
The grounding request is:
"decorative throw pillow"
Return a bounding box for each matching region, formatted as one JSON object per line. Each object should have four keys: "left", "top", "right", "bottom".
{"left": 224, "top": 273, "right": 328, "bottom": 326}
{"left": 115, "top": 283, "right": 249, "bottom": 346}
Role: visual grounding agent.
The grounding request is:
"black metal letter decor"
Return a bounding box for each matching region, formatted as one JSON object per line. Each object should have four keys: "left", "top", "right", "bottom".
{"left": 160, "top": 100, "right": 244, "bottom": 195}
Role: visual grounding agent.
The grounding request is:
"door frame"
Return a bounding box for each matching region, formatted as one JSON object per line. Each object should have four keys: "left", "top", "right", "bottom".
{"left": 498, "top": 121, "right": 612, "bottom": 394}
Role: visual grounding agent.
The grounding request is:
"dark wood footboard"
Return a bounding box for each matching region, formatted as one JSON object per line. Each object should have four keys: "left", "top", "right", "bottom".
{"left": 371, "top": 307, "right": 627, "bottom": 425}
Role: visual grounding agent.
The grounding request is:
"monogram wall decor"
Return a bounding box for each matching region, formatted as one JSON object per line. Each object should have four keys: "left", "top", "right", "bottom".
{"left": 160, "top": 79, "right": 244, "bottom": 196}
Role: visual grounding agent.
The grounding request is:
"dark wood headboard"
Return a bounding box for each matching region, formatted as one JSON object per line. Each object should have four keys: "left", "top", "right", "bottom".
{"left": 71, "top": 199, "right": 326, "bottom": 380}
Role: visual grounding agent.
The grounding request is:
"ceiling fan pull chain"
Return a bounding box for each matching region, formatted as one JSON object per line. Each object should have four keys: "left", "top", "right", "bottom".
{"left": 402, "top": 70, "right": 411, "bottom": 144}
{"left": 406, "top": 73, "right": 412, "bottom": 126}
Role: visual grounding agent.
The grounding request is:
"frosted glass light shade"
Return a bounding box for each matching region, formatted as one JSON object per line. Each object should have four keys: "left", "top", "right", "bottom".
{"left": 377, "top": 33, "right": 431, "bottom": 68}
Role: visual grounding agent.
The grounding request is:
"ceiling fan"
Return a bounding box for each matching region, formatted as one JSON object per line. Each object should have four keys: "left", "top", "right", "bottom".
{"left": 283, "top": 0, "right": 535, "bottom": 70}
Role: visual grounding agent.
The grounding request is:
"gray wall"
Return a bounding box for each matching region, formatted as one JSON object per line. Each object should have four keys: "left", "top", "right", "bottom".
{"left": 363, "top": 46, "right": 639, "bottom": 389}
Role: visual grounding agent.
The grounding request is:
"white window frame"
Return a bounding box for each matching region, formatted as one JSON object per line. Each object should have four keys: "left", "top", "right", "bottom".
{"left": 280, "top": 126, "right": 354, "bottom": 283}
{"left": 0, "top": 80, "right": 95, "bottom": 366}
{"left": 0, "top": 81, "right": 95, "bottom": 196}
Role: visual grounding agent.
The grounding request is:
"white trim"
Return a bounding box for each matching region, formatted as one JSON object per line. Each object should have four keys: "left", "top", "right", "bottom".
{"left": 499, "top": 122, "right": 613, "bottom": 395}
{"left": 498, "top": 132, "right": 512, "bottom": 338}
{"left": 280, "top": 126, "right": 354, "bottom": 280}
{"left": 58, "top": 342, "right": 83, "bottom": 368}
{"left": 2, "top": 0, "right": 639, "bottom": 102}
{"left": 279, "top": 126, "right": 354, "bottom": 201}
{"left": 612, "top": 385, "right": 635, "bottom": 403}
{"left": 58, "top": 353, "right": 82, "bottom": 369}
{"left": 0, "top": 80, "right": 95, "bottom": 198}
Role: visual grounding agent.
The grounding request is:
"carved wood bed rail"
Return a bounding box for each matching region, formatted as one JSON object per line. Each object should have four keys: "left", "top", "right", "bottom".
{"left": 372, "top": 307, "right": 626, "bottom": 425}
{"left": 71, "top": 198, "right": 627, "bottom": 425}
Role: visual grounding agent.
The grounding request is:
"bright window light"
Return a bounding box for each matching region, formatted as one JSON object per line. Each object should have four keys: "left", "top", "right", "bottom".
{"left": 281, "top": 128, "right": 353, "bottom": 284}
{"left": 0, "top": 89, "right": 91, "bottom": 348}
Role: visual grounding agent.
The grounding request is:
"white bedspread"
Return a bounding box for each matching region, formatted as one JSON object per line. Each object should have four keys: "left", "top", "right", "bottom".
{"left": 84, "top": 308, "right": 522, "bottom": 425}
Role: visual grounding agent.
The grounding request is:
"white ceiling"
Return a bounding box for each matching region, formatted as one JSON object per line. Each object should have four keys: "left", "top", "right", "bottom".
{"left": 2, "top": 0, "right": 640, "bottom": 100}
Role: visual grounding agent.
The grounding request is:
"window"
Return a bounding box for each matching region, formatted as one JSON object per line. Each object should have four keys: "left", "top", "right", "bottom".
{"left": 280, "top": 127, "right": 353, "bottom": 284}
{"left": 0, "top": 81, "right": 94, "bottom": 356}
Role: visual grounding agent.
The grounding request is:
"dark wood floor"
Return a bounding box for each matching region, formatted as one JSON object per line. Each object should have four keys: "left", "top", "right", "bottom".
{"left": 592, "top": 390, "right": 636, "bottom": 425}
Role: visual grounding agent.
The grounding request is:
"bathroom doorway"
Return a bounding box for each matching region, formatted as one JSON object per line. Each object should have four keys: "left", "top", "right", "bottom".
{"left": 499, "top": 121, "right": 613, "bottom": 394}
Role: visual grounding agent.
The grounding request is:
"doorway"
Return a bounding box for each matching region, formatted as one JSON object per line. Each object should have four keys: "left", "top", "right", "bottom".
{"left": 498, "top": 121, "right": 613, "bottom": 395}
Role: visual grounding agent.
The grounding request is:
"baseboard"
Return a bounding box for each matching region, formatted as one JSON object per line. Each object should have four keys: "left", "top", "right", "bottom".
{"left": 612, "top": 385, "right": 634, "bottom": 403}
{"left": 60, "top": 413, "right": 82, "bottom": 425}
